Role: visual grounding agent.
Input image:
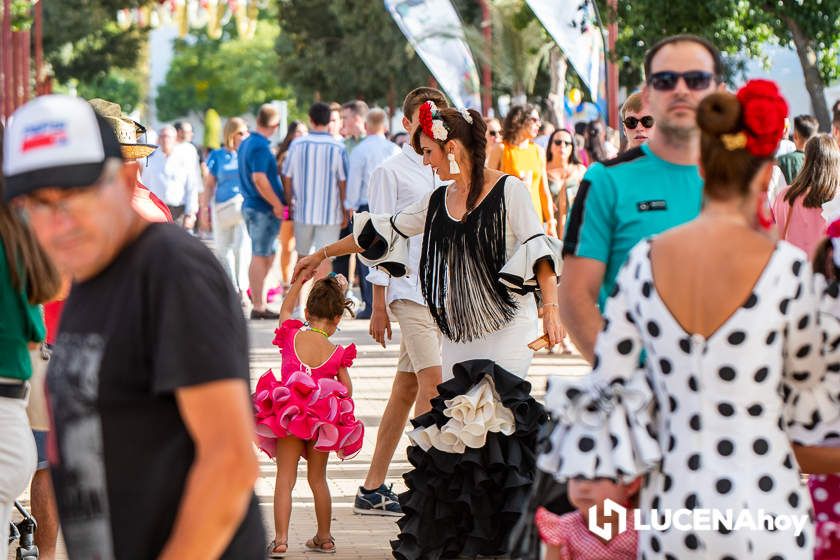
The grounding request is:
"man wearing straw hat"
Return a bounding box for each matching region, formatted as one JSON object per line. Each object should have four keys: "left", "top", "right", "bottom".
{"left": 88, "top": 99, "right": 172, "bottom": 223}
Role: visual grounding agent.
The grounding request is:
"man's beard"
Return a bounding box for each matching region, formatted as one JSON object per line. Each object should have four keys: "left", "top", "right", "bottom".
{"left": 657, "top": 118, "right": 697, "bottom": 143}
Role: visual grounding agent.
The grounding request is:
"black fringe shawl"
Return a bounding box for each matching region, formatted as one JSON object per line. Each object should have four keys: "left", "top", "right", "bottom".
{"left": 420, "top": 176, "right": 518, "bottom": 343}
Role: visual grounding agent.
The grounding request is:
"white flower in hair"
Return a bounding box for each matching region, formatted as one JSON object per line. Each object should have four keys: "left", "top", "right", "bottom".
{"left": 431, "top": 120, "right": 449, "bottom": 141}
{"left": 459, "top": 108, "right": 473, "bottom": 124}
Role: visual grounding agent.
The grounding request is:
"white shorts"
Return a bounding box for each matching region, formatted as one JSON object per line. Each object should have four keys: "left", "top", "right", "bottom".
{"left": 294, "top": 223, "right": 342, "bottom": 256}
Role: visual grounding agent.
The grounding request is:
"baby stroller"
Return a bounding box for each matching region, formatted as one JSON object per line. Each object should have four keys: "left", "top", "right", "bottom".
{"left": 7, "top": 501, "right": 38, "bottom": 559}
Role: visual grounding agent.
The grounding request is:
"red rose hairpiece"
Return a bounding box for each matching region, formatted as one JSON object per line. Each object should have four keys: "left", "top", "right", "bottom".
{"left": 418, "top": 101, "right": 449, "bottom": 141}
{"left": 734, "top": 79, "right": 789, "bottom": 158}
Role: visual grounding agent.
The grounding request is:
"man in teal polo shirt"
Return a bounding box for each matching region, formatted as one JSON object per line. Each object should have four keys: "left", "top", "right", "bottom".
{"left": 560, "top": 35, "right": 724, "bottom": 363}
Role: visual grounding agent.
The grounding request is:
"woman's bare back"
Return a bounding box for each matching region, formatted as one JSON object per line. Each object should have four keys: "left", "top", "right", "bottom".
{"left": 650, "top": 220, "right": 777, "bottom": 338}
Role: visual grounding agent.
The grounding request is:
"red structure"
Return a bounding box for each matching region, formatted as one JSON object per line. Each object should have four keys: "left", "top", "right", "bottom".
{"left": 606, "top": 0, "right": 619, "bottom": 130}
{"left": 1, "top": 0, "right": 45, "bottom": 121}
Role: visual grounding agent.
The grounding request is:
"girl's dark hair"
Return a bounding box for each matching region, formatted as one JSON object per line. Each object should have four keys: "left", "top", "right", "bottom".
{"left": 0, "top": 123, "right": 61, "bottom": 304}
{"left": 545, "top": 128, "right": 580, "bottom": 165}
{"left": 812, "top": 238, "right": 840, "bottom": 281}
{"left": 696, "top": 92, "right": 772, "bottom": 200}
{"left": 584, "top": 120, "right": 608, "bottom": 163}
{"left": 278, "top": 120, "right": 305, "bottom": 157}
{"left": 784, "top": 134, "right": 840, "bottom": 209}
{"left": 501, "top": 104, "right": 536, "bottom": 144}
{"left": 306, "top": 276, "right": 354, "bottom": 319}
{"left": 411, "top": 107, "right": 487, "bottom": 218}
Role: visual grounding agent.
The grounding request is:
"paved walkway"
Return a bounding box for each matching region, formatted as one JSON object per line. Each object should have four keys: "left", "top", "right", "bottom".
{"left": 10, "top": 317, "right": 588, "bottom": 560}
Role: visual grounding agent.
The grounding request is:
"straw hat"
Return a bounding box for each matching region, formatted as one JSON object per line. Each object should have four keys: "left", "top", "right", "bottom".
{"left": 88, "top": 98, "right": 157, "bottom": 160}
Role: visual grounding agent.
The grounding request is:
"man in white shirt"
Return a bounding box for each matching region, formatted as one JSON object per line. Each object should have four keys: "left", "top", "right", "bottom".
{"left": 141, "top": 125, "right": 202, "bottom": 228}
{"left": 345, "top": 108, "right": 400, "bottom": 317}
{"left": 353, "top": 88, "right": 447, "bottom": 517}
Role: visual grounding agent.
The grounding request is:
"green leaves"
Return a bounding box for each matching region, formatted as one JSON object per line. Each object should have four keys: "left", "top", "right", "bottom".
{"left": 156, "top": 20, "right": 296, "bottom": 120}
{"left": 274, "top": 0, "right": 430, "bottom": 107}
{"left": 44, "top": 0, "right": 148, "bottom": 84}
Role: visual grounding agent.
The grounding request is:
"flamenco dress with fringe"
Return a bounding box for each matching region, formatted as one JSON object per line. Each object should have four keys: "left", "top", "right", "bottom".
{"left": 348, "top": 175, "right": 560, "bottom": 559}
{"left": 252, "top": 319, "right": 363, "bottom": 460}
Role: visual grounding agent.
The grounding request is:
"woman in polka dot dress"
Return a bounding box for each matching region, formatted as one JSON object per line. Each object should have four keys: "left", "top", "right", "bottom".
{"left": 539, "top": 81, "right": 840, "bottom": 559}
{"left": 804, "top": 234, "right": 840, "bottom": 559}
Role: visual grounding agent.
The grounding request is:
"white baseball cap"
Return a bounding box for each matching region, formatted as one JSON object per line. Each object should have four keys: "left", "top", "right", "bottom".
{"left": 3, "top": 94, "right": 123, "bottom": 201}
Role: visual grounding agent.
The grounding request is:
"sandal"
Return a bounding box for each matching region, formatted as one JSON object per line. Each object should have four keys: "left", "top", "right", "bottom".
{"left": 267, "top": 539, "right": 287, "bottom": 558}
{"left": 305, "top": 535, "right": 336, "bottom": 554}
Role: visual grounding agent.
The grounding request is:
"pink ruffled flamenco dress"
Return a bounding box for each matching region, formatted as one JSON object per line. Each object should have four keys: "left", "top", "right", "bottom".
{"left": 253, "top": 319, "right": 364, "bottom": 459}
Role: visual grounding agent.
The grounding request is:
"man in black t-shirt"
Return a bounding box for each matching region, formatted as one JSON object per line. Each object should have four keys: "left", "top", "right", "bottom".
{"left": 3, "top": 95, "right": 265, "bottom": 559}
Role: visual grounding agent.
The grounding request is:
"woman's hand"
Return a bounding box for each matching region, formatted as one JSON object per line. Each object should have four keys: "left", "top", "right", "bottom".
{"left": 292, "top": 253, "right": 323, "bottom": 284}
{"left": 542, "top": 304, "right": 563, "bottom": 349}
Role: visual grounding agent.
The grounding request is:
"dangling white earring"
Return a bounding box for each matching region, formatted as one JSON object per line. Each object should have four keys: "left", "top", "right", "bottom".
{"left": 448, "top": 152, "right": 461, "bottom": 175}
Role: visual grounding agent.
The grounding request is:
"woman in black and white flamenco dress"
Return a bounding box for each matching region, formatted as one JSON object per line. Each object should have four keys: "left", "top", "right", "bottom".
{"left": 293, "top": 102, "right": 561, "bottom": 558}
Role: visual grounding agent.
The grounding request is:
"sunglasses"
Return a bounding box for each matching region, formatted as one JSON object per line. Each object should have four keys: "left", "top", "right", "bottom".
{"left": 623, "top": 116, "right": 655, "bottom": 130}
{"left": 553, "top": 139, "right": 574, "bottom": 146}
{"left": 647, "top": 71, "right": 715, "bottom": 91}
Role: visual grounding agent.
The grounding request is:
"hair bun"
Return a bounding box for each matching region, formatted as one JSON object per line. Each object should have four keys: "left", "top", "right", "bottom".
{"left": 697, "top": 92, "right": 741, "bottom": 137}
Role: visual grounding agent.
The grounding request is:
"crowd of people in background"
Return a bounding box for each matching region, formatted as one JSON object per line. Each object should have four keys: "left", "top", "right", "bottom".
{"left": 140, "top": 92, "right": 661, "bottom": 331}
{"left": 10, "top": 29, "right": 840, "bottom": 560}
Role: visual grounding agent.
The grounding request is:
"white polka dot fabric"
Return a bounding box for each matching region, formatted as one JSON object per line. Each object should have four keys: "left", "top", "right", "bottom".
{"left": 540, "top": 239, "right": 840, "bottom": 559}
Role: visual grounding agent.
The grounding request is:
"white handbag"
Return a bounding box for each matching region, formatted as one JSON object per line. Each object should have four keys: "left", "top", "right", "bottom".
{"left": 214, "top": 194, "right": 244, "bottom": 229}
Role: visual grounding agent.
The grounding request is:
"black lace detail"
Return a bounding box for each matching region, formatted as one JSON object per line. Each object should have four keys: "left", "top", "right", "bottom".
{"left": 420, "top": 176, "right": 518, "bottom": 343}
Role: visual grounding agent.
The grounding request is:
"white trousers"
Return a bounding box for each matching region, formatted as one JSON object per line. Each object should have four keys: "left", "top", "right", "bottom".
{"left": 0, "top": 394, "right": 37, "bottom": 560}
{"left": 212, "top": 206, "right": 251, "bottom": 294}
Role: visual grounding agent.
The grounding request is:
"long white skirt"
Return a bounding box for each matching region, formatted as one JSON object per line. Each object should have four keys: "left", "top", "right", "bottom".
{"left": 441, "top": 292, "right": 538, "bottom": 380}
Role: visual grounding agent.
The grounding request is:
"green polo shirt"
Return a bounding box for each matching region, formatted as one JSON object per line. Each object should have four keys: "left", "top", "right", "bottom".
{"left": 777, "top": 150, "right": 805, "bottom": 185}
{"left": 563, "top": 143, "right": 703, "bottom": 310}
{"left": 0, "top": 242, "right": 45, "bottom": 381}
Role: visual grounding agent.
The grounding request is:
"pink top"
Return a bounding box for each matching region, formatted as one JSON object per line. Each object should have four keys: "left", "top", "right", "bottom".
{"left": 272, "top": 319, "right": 356, "bottom": 381}
{"left": 772, "top": 187, "right": 827, "bottom": 258}
{"left": 535, "top": 508, "right": 637, "bottom": 560}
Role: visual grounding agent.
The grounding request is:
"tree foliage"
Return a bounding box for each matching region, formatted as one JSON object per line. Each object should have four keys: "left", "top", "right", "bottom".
{"left": 43, "top": 0, "right": 148, "bottom": 84}
{"left": 275, "top": 0, "right": 431, "bottom": 108}
{"left": 462, "top": 0, "right": 554, "bottom": 99}
{"left": 74, "top": 70, "right": 142, "bottom": 113}
{"left": 596, "top": 0, "right": 840, "bottom": 127}
{"left": 156, "top": 20, "right": 296, "bottom": 121}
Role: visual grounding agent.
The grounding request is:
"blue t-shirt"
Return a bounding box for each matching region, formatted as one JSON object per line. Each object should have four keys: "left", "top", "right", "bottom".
{"left": 206, "top": 148, "right": 241, "bottom": 203}
{"left": 237, "top": 132, "right": 285, "bottom": 213}
{"left": 563, "top": 144, "right": 703, "bottom": 310}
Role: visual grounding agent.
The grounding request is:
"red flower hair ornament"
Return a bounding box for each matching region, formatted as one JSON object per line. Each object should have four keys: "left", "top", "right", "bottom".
{"left": 722, "top": 80, "right": 789, "bottom": 158}
{"left": 419, "top": 101, "right": 449, "bottom": 142}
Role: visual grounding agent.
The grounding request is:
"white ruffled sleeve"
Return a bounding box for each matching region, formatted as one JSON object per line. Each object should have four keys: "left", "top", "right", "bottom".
{"left": 352, "top": 192, "right": 431, "bottom": 278}
{"left": 782, "top": 265, "right": 840, "bottom": 446}
{"left": 498, "top": 177, "right": 562, "bottom": 294}
{"left": 538, "top": 248, "right": 661, "bottom": 482}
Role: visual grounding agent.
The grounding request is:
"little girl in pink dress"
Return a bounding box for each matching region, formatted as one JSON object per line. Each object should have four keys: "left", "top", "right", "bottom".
{"left": 252, "top": 274, "right": 363, "bottom": 557}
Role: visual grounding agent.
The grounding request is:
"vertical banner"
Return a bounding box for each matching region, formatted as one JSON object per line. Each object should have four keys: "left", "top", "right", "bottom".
{"left": 525, "top": 0, "right": 606, "bottom": 108}
{"left": 384, "top": 0, "right": 481, "bottom": 110}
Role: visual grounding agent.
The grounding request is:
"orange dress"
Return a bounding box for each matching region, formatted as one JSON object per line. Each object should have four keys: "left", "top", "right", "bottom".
{"left": 499, "top": 142, "right": 550, "bottom": 224}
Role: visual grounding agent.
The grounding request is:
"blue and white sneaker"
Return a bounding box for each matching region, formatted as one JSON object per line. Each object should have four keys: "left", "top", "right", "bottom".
{"left": 353, "top": 484, "right": 402, "bottom": 516}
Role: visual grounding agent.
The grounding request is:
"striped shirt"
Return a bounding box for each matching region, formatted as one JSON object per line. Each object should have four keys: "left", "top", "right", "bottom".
{"left": 282, "top": 131, "right": 349, "bottom": 225}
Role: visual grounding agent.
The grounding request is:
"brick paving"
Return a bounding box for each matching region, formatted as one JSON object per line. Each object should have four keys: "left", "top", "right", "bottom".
{"left": 10, "top": 317, "right": 588, "bottom": 560}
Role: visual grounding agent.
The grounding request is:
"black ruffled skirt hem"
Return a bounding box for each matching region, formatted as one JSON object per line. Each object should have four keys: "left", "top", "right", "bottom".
{"left": 391, "top": 360, "right": 547, "bottom": 559}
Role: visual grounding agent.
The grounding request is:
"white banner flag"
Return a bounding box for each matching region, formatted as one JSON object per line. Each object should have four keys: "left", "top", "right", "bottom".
{"left": 384, "top": 0, "right": 482, "bottom": 110}
{"left": 526, "top": 0, "right": 605, "bottom": 101}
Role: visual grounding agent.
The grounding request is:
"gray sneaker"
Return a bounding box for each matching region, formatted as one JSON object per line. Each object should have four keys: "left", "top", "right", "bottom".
{"left": 353, "top": 484, "right": 402, "bottom": 516}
